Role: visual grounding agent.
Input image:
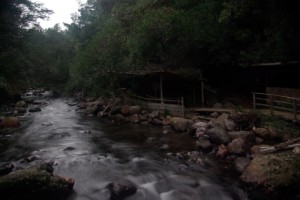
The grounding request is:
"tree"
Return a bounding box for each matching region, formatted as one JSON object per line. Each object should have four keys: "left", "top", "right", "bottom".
{"left": 0, "top": 0, "right": 52, "bottom": 95}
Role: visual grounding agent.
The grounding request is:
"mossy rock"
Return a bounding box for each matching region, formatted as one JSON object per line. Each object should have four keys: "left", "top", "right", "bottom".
{"left": 0, "top": 167, "right": 74, "bottom": 200}
{"left": 241, "top": 151, "right": 300, "bottom": 198}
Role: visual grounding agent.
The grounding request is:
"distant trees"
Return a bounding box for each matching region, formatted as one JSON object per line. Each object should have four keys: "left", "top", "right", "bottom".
{"left": 1, "top": 0, "right": 299, "bottom": 97}
{"left": 0, "top": 0, "right": 52, "bottom": 96}
{"left": 65, "top": 0, "right": 299, "bottom": 95}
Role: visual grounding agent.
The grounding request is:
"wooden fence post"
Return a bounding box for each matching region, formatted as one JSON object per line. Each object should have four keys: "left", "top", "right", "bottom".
{"left": 293, "top": 99, "right": 297, "bottom": 122}
{"left": 253, "top": 93, "right": 256, "bottom": 110}
{"left": 270, "top": 95, "right": 274, "bottom": 116}
{"left": 181, "top": 97, "right": 185, "bottom": 117}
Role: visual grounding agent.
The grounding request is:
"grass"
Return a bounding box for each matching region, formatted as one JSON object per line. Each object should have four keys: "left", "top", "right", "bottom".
{"left": 258, "top": 114, "right": 300, "bottom": 136}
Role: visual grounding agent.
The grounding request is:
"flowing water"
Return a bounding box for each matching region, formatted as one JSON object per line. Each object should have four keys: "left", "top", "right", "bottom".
{"left": 0, "top": 96, "right": 249, "bottom": 200}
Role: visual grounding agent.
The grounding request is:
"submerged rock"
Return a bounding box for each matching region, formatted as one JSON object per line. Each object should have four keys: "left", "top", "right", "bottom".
{"left": 29, "top": 107, "right": 41, "bottom": 112}
{"left": 0, "top": 163, "right": 14, "bottom": 176}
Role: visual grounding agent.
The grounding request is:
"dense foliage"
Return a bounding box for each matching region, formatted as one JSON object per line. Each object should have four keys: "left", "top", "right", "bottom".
{"left": 1, "top": 0, "right": 299, "bottom": 97}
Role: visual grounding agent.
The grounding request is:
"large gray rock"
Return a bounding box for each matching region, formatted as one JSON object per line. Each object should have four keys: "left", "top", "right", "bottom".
{"left": 85, "top": 99, "right": 104, "bottom": 115}
{"left": 211, "top": 113, "right": 228, "bottom": 128}
{"left": 149, "top": 110, "right": 160, "bottom": 119}
{"left": 206, "top": 126, "right": 231, "bottom": 144}
{"left": 112, "top": 114, "right": 125, "bottom": 122}
{"left": 233, "top": 157, "right": 251, "bottom": 173}
{"left": 224, "top": 119, "right": 236, "bottom": 131}
{"left": 128, "top": 106, "right": 141, "bottom": 115}
{"left": 110, "top": 105, "right": 122, "bottom": 115}
{"left": 188, "top": 121, "right": 208, "bottom": 138}
{"left": 129, "top": 114, "right": 140, "bottom": 124}
{"left": 77, "top": 102, "right": 86, "bottom": 109}
{"left": 15, "top": 101, "right": 26, "bottom": 108}
{"left": 227, "top": 132, "right": 255, "bottom": 155}
{"left": 169, "top": 117, "right": 192, "bottom": 132}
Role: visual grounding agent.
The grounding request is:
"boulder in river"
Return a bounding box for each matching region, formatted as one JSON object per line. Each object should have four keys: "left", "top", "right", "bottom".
{"left": 188, "top": 121, "right": 208, "bottom": 138}
{"left": 206, "top": 126, "right": 231, "bottom": 145}
{"left": 29, "top": 107, "right": 41, "bottom": 112}
{"left": 0, "top": 117, "right": 20, "bottom": 128}
{"left": 106, "top": 182, "right": 137, "bottom": 200}
{"left": 15, "top": 101, "right": 26, "bottom": 108}
{"left": 128, "top": 106, "right": 141, "bottom": 115}
{"left": 0, "top": 164, "right": 74, "bottom": 200}
{"left": 169, "top": 117, "right": 192, "bottom": 132}
{"left": 227, "top": 132, "right": 255, "bottom": 155}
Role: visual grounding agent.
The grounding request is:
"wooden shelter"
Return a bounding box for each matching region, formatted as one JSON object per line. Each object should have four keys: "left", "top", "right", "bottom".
{"left": 249, "top": 61, "right": 300, "bottom": 98}
{"left": 120, "top": 67, "right": 207, "bottom": 108}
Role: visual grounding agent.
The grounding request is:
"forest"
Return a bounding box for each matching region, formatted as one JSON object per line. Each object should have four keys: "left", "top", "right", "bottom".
{"left": 1, "top": 0, "right": 300, "bottom": 99}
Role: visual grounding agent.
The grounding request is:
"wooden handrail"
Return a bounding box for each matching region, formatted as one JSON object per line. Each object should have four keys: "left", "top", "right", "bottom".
{"left": 253, "top": 92, "right": 300, "bottom": 101}
{"left": 252, "top": 92, "right": 299, "bottom": 122}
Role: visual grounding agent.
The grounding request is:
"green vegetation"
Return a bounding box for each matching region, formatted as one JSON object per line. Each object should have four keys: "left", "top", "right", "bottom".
{"left": 259, "top": 115, "right": 300, "bottom": 136}
{"left": 1, "top": 0, "right": 300, "bottom": 97}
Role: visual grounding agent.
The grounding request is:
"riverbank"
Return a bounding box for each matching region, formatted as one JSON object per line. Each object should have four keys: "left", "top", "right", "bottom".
{"left": 73, "top": 92, "right": 300, "bottom": 200}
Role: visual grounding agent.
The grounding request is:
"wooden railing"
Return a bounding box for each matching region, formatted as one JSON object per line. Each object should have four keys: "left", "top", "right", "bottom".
{"left": 132, "top": 95, "right": 185, "bottom": 117}
{"left": 252, "top": 92, "right": 300, "bottom": 121}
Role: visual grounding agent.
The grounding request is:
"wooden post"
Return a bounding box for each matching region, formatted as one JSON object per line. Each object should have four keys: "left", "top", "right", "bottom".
{"left": 293, "top": 99, "right": 297, "bottom": 122}
{"left": 181, "top": 97, "right": 185, "bottom": 117}
{"left": 160, "top": 72, "right": 164, "bottom": 104}
{"left": 270, "top": 95, "right": 274, "bottom": 116}
{"left": 253, "top": 93, "right": 256, "bottom": 110}
{"left": 201, "top": 80, "right": 204, "bottom": 106}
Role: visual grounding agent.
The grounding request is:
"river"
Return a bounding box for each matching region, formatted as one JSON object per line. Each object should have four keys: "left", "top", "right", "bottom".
{"left": 0, "top": 97, "right": 249, "bottom": 200}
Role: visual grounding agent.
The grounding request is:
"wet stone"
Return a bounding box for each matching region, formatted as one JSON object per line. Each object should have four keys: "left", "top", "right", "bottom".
{"left": 25, "top": 155, "right": 41, "bottom": 162}
{"left": 0, "top": 163, "right": 14, "bottom": 176}
{"left": 160, "top": 144, "right": 169, "bottom": 150}
{"left": 29, "top": 107, "right": 41, "bottom": 112}
{"left": 64, "top": 147, "right": 75, "bottom": 151}
{"left": 106, "top": 182, "right": 137, "bottom": 200}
